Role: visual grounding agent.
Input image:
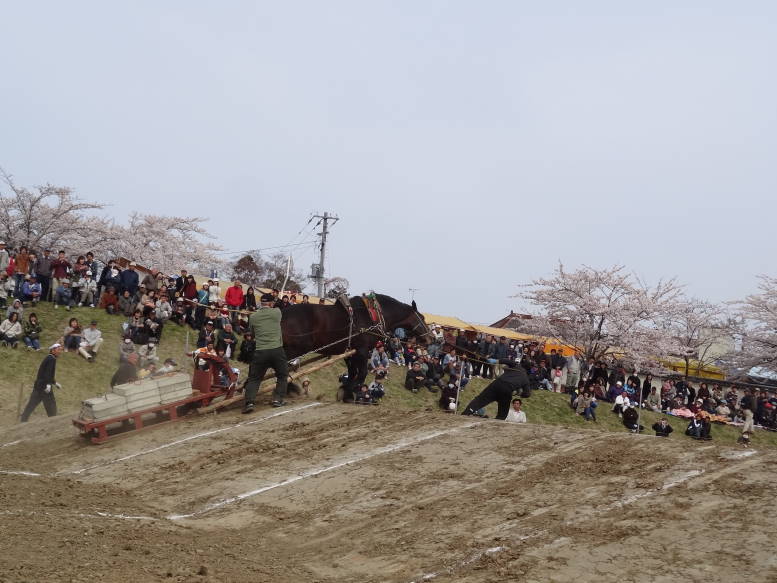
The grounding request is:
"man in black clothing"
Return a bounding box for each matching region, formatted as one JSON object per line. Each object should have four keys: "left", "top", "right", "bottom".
{"left": 652, "top": 418, "right": 674, "bottom": 437}
{"left": 111, "top": 353, "right": 139, "bottom": 387}
{"left": 20, "top": 343, "right": 63, "bottom": 421}
{"left": 462, "top": 359, "right": 530, "bottom": 420}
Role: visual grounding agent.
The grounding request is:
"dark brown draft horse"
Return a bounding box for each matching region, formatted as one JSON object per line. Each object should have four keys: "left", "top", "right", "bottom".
{"left": 281, "top": 294, "right": 430, "bottom": 400}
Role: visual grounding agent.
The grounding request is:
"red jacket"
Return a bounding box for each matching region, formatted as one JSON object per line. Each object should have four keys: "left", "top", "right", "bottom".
{"left": 225, "top": 285, "right": 244, "bottom": 307}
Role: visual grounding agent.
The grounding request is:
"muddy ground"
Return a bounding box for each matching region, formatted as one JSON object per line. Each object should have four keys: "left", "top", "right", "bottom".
{"left": 0, "top": 400, "right": 774, "bottom": 582}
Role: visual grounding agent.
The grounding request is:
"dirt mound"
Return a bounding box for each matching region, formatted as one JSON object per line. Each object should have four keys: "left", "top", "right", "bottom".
{"left": 0, "top": 402, "right": 775, "bottom": 582}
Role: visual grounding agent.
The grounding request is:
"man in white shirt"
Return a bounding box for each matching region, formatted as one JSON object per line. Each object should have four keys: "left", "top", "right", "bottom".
{"left": 79, "top": 320, "right": 104, "bottom": 362}
{"left": 612, "top": 393, "right": 630, "bottom": 417}
{"left": 505, "top": 398, "right": 527, "bottom": 423}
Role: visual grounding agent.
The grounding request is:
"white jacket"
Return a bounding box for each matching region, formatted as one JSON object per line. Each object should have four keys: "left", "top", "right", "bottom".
{"left": 0, "top": 319, "right": 22, "bottom": 337}
{"left": 505, "top": 409, "right": 527, "bottom": 423}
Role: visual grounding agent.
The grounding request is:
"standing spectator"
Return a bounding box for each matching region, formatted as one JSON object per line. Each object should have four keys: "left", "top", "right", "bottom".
{"left": 225, "top": 280, "right": 244, "bottom": 323}
{"left": 242, "top": 287, "right": 257, "bottom": 311}
{"left": 237, "top": 330, "right": 256, "bottom": 364}
{"left": 141, "top": 268, "right": 159, "bottom": 292}
{"left": 12, "top": 245, "right": 30, "bottom": 299}
{"left": 84, "top": 252, "right": 98, "bottom": 283}
{"left": 98, "top": 259, "right": 122, "bottom": 298}
{"left": 0, "top": 312, "right": 22, "bottom": 348}
{"left": 0, "top": 274, "right": 11, "bottom": 309}
{"left": 79, "top": 319, "right": 104, "bottom": 362}
{"left": 34, "top": 249, "right": 52, "bottom": 302}
{"left": 208, "top": 278, "right": 221, "bottom": 304}
{"left": 23, "top": 312, "right": 42, "bottom": 351}
{"left": 175, "top": 269, "right": 188, "bottom": 296}
{"left": 493, "top": 337, "right": 509, "bottom": 376}
{"left": 20, "top": 343, "right": 63, "bottom": 421}
{"left": 119, "top": 261, "right": 140, "bottom": 296}
{"left": 565, "top": 351, "right": 582, "bottom": 394}
{"left": 50, "top": 250, "right": 72, "bottom": 296}
{"left": 0, "top": 241, "right": 9, "bottom": 276}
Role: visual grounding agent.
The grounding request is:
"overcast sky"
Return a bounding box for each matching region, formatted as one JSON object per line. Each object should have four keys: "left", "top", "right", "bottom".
{"left": 1, "top": 1, "right": 775, "bottom": 323}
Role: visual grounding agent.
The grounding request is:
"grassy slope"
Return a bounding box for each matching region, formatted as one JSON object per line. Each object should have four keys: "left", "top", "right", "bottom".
{"left": 0, "top": 303, "right": 770, "bottom": 448}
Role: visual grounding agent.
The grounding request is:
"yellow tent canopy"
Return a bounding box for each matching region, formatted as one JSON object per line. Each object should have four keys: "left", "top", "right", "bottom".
{"left": 471, "top": 324, "right": 535, "bottom": 342}
{"left": 422, "top": 313, "right": 477, "bottom": 331}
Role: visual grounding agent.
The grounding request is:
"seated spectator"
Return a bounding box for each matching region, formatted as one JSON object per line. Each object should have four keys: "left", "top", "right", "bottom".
{"left": 300, "top": 377, "right": 312, "bottom": 396}
{"left": 645, "top": 387, "right": 662, "bottom": 412}
{"left": 369, "top": 341, "right": 390, "bottom": 373}
{"left": 155, "top": 295, "right": 172, "bottom": 322}
{"left": 99, "top": 286, "right": 120, "bottom": 314}
{"left": 0, "top": 274, "right": 13, "bottom": 309}
{"left": 574, "top": 390, "right": 597, "bottom": 421}
{"left": 197, "top": 320, "right": 216, "bottom": 348}
{"left": 685, "top": 412, "right": 712, "bottom": 440}
{"left": 716, "top": 401, "right": 732, "bottom": 419}
{"left": 23, "top": 312, "right": 42, "bottom": 351}
{"left": 622, "top": 405, "right": 643, "bottom": 433}
{"left": 21, "top": 276, "right": 42, "bottom": 305}
{"left": 439, "top": 376, "right": 460, "bottom": 411}
{"left": 505, "top": 398, "right": 527, "bottom": 423}
{"left": 612, "top": 392, "right": 630, "bottom": 417}
{"left": 118, "top": 289, "right": 135, "bottom": 317}
{"left": 238, "top": 330, "right": 255, "bottom": 364}
{"left": 652, "top": 418, "right": 674, "bottom": 437}
{"left": 0, "top": 312, "right": 22, "bottom": 348}
{"left": 405, "top": 362, "right": 426, "bottom": 393}
{"left": 137, "top": 341, "right": 159, "bottom": 367}
{"left": 215, "top": 322, "right": 237, "bottom": 359}
{"left": 111, "top": 352, "right": 139, "bottom": 387}
{"left": 144, "top": 311, "right": 163, "bottom": 342}
{"left": 78, "top": 319, "right": 104, "bottom": 362}
{"left": 170, "top": 297, "right": 187, "bottom": 325}
{"left": 354, "top": 384, "right": 373, "bottom": 405}
{"left": 607, "top": 381, "right": 624, "bottom": 402}
{"left": 368, "top": 370, "right": 387, "bottom": 401}
{"left": 63, "top": 317, "right": 83, "bottom": 352}
{"left": 119, "top": 337, "right": 136, "bottom": 362}
{"left": 54, "top": 280, "right": 74, "bottom": 310}
{"left": 77, "top": 271, "right": 97, "bottom": 307}
{"left": 6, "top": 298, "right": 24, "bottom": 320}
{"left": 389, "top": 336, "right": 405, "bottom": 366}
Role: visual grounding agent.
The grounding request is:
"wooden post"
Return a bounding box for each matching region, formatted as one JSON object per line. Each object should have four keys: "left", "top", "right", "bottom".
{"left": 197, "top": 350, "right": 355, "bottom": 414}
{"left": 16, "top": 383, "right": 24, "bottom": 421}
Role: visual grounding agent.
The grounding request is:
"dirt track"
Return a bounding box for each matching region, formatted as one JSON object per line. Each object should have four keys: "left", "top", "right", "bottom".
{"left": 1, "top": 400, "right": 775, "bottom": 582}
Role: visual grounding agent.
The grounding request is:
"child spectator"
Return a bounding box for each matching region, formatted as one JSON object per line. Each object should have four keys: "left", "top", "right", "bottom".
{"left": 354, "top": 384, "right": 373, "bottom": 405}
{"left": 505, "top": 398, "right": 527, "bottom": 423}
{"left": 369, "top": 341, "right": 390, "bottom": 373}
{"left": 21, "top": 276, "right": 42, "bottom": 305}
{"left": 368, "top": 370, "right": 386, "bottom": 401}
{"left": 238, "top": 330, "right": 255, "bottom": 363}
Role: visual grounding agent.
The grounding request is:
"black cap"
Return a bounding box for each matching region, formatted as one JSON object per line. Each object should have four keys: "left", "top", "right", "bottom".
{"left": 260, "top": 293, "right": 275, "bottom": 302}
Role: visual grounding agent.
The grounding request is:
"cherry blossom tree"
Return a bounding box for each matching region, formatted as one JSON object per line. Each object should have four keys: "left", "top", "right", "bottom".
{"left": 517, "top": 263, "right": 683, "bottom": 370}
{"left": 725, "top": 275, "right": 777, "bottom": 375}
{"left": 103, "top": 213, "right": 224, "bottom": 275}
{"left": 662, "top": 298, "right": 733, "bottom": 377}
{"left": 0, "top": 169, "right": 112, "bottom": 250}
{"left": 1, "top": 170, "right": 225, "bottom": 274}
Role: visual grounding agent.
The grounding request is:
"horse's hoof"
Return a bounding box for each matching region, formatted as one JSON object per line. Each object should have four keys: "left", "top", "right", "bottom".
{"left": 336, "top": 387, "right": 345, "bottom": 402}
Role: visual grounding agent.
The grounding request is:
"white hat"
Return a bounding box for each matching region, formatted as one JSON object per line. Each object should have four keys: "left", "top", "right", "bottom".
{"left": 124, "top": 338, "right": 132, "bottom": 344}
{"left": 86, "top": 270, "right": 92, "bottom": 276}
{"left": 49, "top": 343, "right": 62, "bottom": 350}
{"left": 129, "top": 261, "right": 136, "bottom": 267}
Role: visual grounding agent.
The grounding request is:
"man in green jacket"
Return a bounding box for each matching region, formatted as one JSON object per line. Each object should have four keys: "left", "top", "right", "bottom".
{"left": 242, "top": 293, "right": 288, "bottom": 413}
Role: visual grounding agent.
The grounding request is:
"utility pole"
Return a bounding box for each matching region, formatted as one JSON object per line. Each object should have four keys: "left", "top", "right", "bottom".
{"left": 311, "top": 211, "right": 338, "bottom": 299}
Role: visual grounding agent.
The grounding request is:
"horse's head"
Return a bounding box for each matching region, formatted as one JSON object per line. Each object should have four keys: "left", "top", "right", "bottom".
{"left": 376, "top": 295, "right": 432, "bottom": 345}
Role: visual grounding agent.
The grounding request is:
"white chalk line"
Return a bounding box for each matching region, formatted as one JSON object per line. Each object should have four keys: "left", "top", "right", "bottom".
{"left": 0, "top": 469, "right": 42, "bottom": 477}
{"left": 0, "top": 509, "right": 157, "bottom": 521}
{"left": 169, "top": 422, "right": 480, "bottom": 520}
{"left": 0, "top": 402, "right": 321, "bottom": 479}
{"left": 409, "top": 467, "right": 706, "bottom": 582}
{"left": 1, "top": 439, "right": 23, "bottom": 448}
{"left": 64, "top": 401, "right": 322, "bottom": 475}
